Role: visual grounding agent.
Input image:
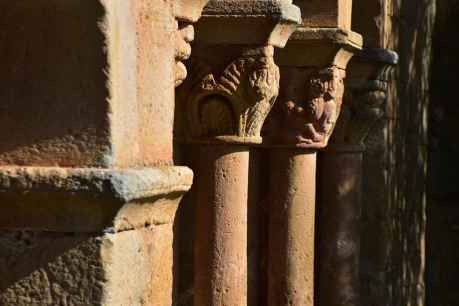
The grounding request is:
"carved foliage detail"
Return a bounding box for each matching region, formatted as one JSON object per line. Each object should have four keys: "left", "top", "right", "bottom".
{"left": 263, "top": 67, "right": 345, "bottom": 148}
{"left": 184, "top": 49, "right": 280, "bottom": 144}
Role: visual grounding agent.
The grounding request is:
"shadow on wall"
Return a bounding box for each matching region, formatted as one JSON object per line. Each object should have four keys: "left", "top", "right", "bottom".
{"left": 0, "top": 230, "right": 104, "bottom": 305}
{"left": 0, "top": 1, "right": 110, "bottom": 167}
{"left": 385, "top": 0, "right": 435, "bottom": 305}
{"left": 427, "top": 0, "right": 459, "bottom": 305}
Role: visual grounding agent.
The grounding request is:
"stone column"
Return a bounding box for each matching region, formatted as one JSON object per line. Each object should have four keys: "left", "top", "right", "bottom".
{"left": 262, "top": 2, "right": 362, "bottom": 304}
{"left": 0, "top": 1, "right": 208, "bottom": 305}
{"left": 176, "top": 1, "right": 300, "bottom": 305}
{"left": 317, "top": 48, "right": 398, "bottom": 306}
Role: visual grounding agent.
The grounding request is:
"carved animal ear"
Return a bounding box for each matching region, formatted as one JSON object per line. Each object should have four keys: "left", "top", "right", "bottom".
{"left": 218, "top": 60, "right": 244, "bottom": 95}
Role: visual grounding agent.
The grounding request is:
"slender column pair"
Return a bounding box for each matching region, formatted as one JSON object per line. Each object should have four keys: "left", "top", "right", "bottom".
{"left": 176, "top": 1, "right": 301, "bottom": 305}
{"left": 317, "top": 48, "right": 398, "bottom": 306}
{"left": 262, "top": 4, "right": 363, "bottom": 304}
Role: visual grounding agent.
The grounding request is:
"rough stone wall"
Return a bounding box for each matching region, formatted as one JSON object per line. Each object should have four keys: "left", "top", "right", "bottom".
{"left": 0, "top": 225, "right": 174, "bottom": 306}
{"left": 384, "top": 0, "right": 435, "bottom": 305}
{"left": 427, "top": 1, "right": 459, "bottom": 305}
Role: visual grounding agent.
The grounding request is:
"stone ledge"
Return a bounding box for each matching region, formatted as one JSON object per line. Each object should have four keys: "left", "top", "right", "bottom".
{"left": 290, "top": 28, "right": 363, "bottom": 49}
{"left": 347, "top": 48, "right": 399, "bottom": 82}
{"left": 203, "top": 0, "right": 301, "bottom": 21}
{"left": 355, "top": 48, "right": 399, "bottom": 65}
{"left": 195, "top": 0, "right": 301, "bottom": 47}
{"left": 0, "top": 166, "right": 193, "bottom": 232}
{"left": 276, "top": 28, "right": 363, "bottom": 68}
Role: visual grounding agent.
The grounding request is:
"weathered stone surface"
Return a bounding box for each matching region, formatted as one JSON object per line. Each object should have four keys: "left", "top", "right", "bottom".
{"left": 0, "top": 166, "right": 193, "bottom": 232}
{"left": 197, "top": 0, "right": 301, "bottom": 47}
{"left": 194, "top": 146, "right": 249, "bottom": 306}
{"left": 267, "top": 150, "right": 316, "bottom": 306}
{"left": 0, "top": 1, "right": 179, "bottom": 167}
{"left": 180, "top": 46, "right": 280, "bottom": 145}
{"left": 317, "top": 150, "right": 363, "bottom": 306}
{"left": 263, "top": 67, "right": 346, "bottom": 148}
{"left": 294, "top": 0, "right": 353, "bottom": 29}
{"left": 314, "top": 47, "right": 397, "bottom": 306}
{"left": 0, "top": 225, "right": 174, "bottom": 306}
{"left": 276, "top": 28, "right": 362, "bottom": 68}
{"left": 0, "top": 1, "right": 211, "bottom": 306}
{"left": 175, "top": 0, "right": 210, "bottom": 23}
{"left": 262, "top": 29, "right": 362, "bottom": 149}
{"left": 175, "top": 3, "right": 300, "bottom": 306}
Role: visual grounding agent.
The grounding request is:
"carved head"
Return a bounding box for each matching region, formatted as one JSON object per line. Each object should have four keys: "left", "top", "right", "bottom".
{"left": 263, "top": 67, "right": 345, "bottom": 148}
{"left": 174, "top": 1, "right": 210, "bottom": 87}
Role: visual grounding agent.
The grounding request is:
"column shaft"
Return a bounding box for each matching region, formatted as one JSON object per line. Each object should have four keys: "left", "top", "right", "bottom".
{"left": 318, "top": 150, "right": 363, "bottom": 306}
{"left": 194, "top": 145, "right": 248, "bottom": 306}
{"left": 268, "top": 149, "right": 316, "bottom": 306}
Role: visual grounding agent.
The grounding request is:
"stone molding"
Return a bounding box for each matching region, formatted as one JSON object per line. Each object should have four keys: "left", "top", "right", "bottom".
{"left": 0, "top": 166, "right": 193, "bottom": 232}
{"left": 276, "top": 28, "right": 363, "bottom": 68}
{"left": 197, "top": 0, "right": 301, "bottom": 47}
{"left": 182, "top": 47, "right": 280, "bottom": 144}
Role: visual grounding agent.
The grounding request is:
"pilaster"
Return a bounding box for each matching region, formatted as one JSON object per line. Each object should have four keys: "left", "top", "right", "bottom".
{"left": 0, "top": 1, "right": 208, "bottom": 305}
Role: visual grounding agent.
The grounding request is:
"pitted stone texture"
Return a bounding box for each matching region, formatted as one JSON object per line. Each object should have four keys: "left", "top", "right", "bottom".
{"left": 194, "top": 146, "right": 249, "bottom": 306}
{"left": 268, "top": 150, "right": 316, "bottom": 306}
{"left": 0, "top": 225, "right": 174, "bottom": 306}
{"left": 0, "top": 1, "right": 178, "bottom": 167}
{"left": 294, "top": 0, "right": 353, "bottom": 29}
{"left": 180, "top": 47, "right": 280, "bottom": 145}
{"left": 263, "top": 67, "right": 346, "bottom": 149}
{"left": 174, "top": 0, "right": 210, "bottom": 87}
{"left": 195, "top": 0, "right": 301, "bottom": 47}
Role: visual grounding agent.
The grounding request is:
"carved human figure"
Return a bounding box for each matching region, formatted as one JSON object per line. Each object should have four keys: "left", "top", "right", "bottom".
{"left": 263, "top": 67, "right": 345, "bottom": 148}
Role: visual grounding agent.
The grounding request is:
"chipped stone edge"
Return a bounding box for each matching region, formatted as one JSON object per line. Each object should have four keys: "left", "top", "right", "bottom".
{"left": 196, "top": 0, "right": 301, "bottom": 47}
{"left": 0, "top": 166, "right": 194, "bottom": 203}
{"left": 203, "top": 0, "right": 301, "bottom": 23}
{"left": 290, "top": 28, "right": 364, "bottom": 50}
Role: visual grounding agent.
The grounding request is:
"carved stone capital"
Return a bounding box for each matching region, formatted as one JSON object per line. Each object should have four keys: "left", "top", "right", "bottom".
{"left": 330, "top": 80, "right": 388, "bottom": 148}
{"left": 329, "top": 48, "right": 398, "bottom": 148}
{"left": 175, "top": 0, "right": 300, "bottom": 144}
{"left": 260, "top": 27, "right": 362, "bottom": 149}
{"left": 263, "top": 66, "right": 345, "bottom": 148}
{"left": 174, "top": 0, "right": 210, "bottom": 87}
{"left": 180, "top": 47, "right": 280, "bottom": 144}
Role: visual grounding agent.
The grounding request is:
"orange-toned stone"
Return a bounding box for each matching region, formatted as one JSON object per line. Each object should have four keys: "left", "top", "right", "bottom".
{"left": 295, "top": 0, "right": 353, "bottom": 29}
